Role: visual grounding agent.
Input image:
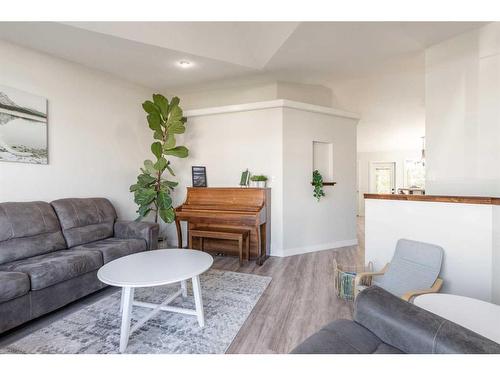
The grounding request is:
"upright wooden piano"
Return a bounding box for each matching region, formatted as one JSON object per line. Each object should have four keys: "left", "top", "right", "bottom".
{"left": 175, "top": 187, "right": 271, "bottom": 265}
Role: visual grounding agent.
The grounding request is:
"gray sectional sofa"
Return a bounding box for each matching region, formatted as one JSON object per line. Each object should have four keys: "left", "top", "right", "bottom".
{"left": 292, "top": 286, "right": 500, "bottom": 354}
{"left": 0, "top": 198, "right": 159, "bottom": 334}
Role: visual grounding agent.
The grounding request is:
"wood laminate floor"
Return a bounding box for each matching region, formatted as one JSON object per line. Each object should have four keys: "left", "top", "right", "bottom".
{"left": 0, "top": 218, "right": 365, "bottom": 354}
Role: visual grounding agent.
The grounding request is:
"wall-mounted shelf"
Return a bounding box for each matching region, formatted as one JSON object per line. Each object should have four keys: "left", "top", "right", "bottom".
{"left": 311, "top": 182, "right": 337, "bottom": 186}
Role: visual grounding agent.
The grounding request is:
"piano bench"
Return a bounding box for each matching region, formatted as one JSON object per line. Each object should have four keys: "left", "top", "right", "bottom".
{"left": 188, "top": 227, "right": 250, "bottom": 265}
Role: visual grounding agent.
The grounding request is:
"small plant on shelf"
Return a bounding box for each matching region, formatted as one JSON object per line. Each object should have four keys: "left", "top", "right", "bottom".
{"left": 250, "top": 175, "right": 268, "bottom": 188}
{"left": 312, "top": 170, "right": 325, "bottom": 201}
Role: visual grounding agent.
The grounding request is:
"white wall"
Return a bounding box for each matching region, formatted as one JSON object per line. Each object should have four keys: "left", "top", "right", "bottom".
{"left": 425, "top": 22, "right": 500, "bottom": 196}
{"left": 493, "top": 205, "right": 500, "bottom": 303}
{"left": 175, "top": 81, "right": 333, "bottom": 110}
{"left": 365, "top": 198, "right": 495, "bottom": 302}
{"left": 330, "top": 59, "right": 425, "bottom": 153}
{"left": 282, "top": 108, "right": 358, "bottom": 256}
{"left": 0, "top": 40, "right": 153, "bottom": 219}
{"left": 357, "top": 150, "right": 421, "bottom": 216}
{"left": 167, "top": 107, "right": 284, "bottom": 254}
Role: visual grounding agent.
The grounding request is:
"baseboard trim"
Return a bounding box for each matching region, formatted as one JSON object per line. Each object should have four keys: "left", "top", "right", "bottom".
{"left": 277, "top": 239, "right": 358, "bottom": 257}
{"left": 167, "top": 239, "right": 358, "bottom": 258}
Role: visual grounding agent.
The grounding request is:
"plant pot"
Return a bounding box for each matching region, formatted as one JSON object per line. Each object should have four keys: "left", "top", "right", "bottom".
{"left": 251, "top": 180, "right": 267, "bottom": 188}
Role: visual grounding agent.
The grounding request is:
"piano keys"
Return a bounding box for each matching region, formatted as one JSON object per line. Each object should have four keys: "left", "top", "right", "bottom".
{"left": 174, "top": 187, "right": 271, "bottom": 265}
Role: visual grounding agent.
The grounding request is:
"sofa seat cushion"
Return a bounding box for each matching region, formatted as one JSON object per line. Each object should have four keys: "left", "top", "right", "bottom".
{"left": 0, "top": 250, "right": 102, "bottom": 290}
{"left": 291, "top": 319, "right": 403, "bottom": 354}
{"left": 71, "top": 237, "right": 147, "bottom": 264}
{"left": 0, "top": 271, "right": 30, "bottom": 302}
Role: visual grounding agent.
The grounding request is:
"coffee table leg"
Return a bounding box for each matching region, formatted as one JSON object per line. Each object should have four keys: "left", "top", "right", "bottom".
{"left": 120, "top": 287, "right": 125, "bottom": 313}
{"left": 119, "top": 286, "right": 134, "bottom": 353}
{"left": 181, "top": 279, "right": 188, "bottom": 298}
{"left": 192, "top": 275, "right": 204, "bottom": 328}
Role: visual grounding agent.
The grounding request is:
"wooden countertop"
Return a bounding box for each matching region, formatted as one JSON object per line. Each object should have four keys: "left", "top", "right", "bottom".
{"left": 364, "top": 193, "right": 500, "bottom": 205}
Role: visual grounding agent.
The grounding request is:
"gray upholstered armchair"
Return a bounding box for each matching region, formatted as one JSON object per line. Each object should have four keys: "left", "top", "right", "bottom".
{"left": 354, "top": 239, "right": 444, "bottom": 301}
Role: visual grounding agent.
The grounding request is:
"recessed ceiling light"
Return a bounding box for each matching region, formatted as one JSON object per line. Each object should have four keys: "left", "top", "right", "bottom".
{"left": 178, "top": 60, "right": 192, "bottom": 68}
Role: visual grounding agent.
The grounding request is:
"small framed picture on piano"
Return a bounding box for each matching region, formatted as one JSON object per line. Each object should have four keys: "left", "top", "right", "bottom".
{"left": 192, "top": 166, "right": 207, "bottom": 187}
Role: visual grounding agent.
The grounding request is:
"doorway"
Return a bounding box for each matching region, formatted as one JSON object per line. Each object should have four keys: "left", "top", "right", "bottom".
{"left": 369, "top": 162, "right": 396, "bottom": 194}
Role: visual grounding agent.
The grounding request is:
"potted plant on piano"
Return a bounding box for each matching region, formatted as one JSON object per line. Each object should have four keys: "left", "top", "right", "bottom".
{"left": 249, "top": 174, "right": 268, "bottom": 188}
{"left": 129, "top": 94, "right": 188, "bottom": 238}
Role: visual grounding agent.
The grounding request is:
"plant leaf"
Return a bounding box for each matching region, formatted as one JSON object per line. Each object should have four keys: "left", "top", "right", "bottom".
{"left": 164, "top": 133, "right": 176, "bottom": 149}
{"left": 159, "top": 207, "right": 175, "bottom": 223}
{"left": 153, "top": 130, "right": 163, "bottom": 140}
{"left": 161, "top": 180, "right": 179, "bottom": 190}
{"left": 164, "top": 146, "right": 189, "bottom": 158}
{"left": 137, "top": 173, "right": 156, "bottom": 187}
{"left": 143, "top": 160, "right": 156, "bottom": 174}
{"left": 170, "top": 96, "right": 180, "bottom": 108}
{"left": 129, "top": 183, "right": 139, "bottom": 192}
{"left": 142, "top": 100, "right": 159, "bottom": 115}
{"left": 154, "top": 157, "right": 167, "bottom": 171}
{"left": 147, "top": 113, "right": 161, "bottom": 131}
{"left": 169, "top": 105, "right": 183, "bottom": 122}
{"left": 152, "top": 94, "right": 169, "bottom": 118}
{"left": 137, "top": 205, "right": 152, "bottom": 218}
{"left": 157, "top": 190, "right": 172, "bottom": 210}
{"left": 168, "top": 120, "right": 186, "bottom": 134}
{"left": 151, "top": 142, "right": 163, "bottom": 159}
{"left": 166, "top": 162, "right": 175, "bottom": 176}
{"left": 134, "top": 188, "right": 156, "bottom": 206}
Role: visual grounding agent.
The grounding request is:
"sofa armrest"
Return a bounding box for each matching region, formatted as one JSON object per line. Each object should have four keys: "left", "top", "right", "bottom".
{"left": 353, "top": 286, "right": 500, "bottom": 354}
{"left": 114, "top": 221, "right": 159, "bottom": 250}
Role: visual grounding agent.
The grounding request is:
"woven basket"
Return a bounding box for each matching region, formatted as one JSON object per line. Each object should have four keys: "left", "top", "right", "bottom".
{"left": 333, "top": 260, "right": 373, "bottom": 301}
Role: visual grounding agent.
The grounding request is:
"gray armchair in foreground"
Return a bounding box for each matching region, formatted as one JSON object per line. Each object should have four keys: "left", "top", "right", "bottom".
{"left": 292, "top": 286, "right": 500, "bottom": 354}
{"left": 354, "top": 239, "right": 444, "bottom": 301}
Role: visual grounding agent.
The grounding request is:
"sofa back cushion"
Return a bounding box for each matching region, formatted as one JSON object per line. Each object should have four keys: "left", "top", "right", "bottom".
{"left": 0, "top": 201, "right": 67, "bottom": 264}
{"left": 51, "top": 198, "right": 117, "bottom": 248}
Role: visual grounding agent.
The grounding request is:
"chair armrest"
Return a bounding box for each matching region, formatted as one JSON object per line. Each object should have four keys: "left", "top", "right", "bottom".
{"left": 354, "top": 263, "right": 389, "bottom": 298}
{"left": 114, "top": 221, "right": 159, "bottom": 250}
{"left": 401, "top": 278, "right": 444, "bottom": 302}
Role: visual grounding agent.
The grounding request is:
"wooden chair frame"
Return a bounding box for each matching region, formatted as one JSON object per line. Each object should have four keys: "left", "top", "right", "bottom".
{"left": 353, "top": 263, "right": 443, "bottom": 302}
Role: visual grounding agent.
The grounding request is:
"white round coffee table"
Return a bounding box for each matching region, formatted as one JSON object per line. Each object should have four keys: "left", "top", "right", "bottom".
{"left": 414, "top": 293, "right": 500, "bottom": 344}
{"left": 97, "top": 249, "right": 213, "bottom": 353}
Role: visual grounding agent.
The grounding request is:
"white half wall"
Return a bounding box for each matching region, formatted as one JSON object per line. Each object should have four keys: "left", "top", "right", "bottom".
{"left": 365, "top": 198, "right": 495, "bottom": 302}
{"left": 0, "top": 40, "right": 153, "bottom": 219}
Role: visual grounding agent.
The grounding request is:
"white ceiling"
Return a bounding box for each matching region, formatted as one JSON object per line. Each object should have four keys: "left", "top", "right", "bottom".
{"left": 0, "top": 21, "right": 486, "bottom": 90}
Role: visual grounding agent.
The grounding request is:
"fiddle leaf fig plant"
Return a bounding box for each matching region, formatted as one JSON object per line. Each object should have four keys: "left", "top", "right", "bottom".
{"left": 312, "top": 169, "right": 325, "bottom": 202}
{"left": 130, "top": 94, "right": 188, "bottom": 224}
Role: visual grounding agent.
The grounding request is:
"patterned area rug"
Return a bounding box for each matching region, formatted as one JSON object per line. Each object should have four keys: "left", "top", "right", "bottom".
{"left": 1, "top": 270, "right": 271, "bottom": 354}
